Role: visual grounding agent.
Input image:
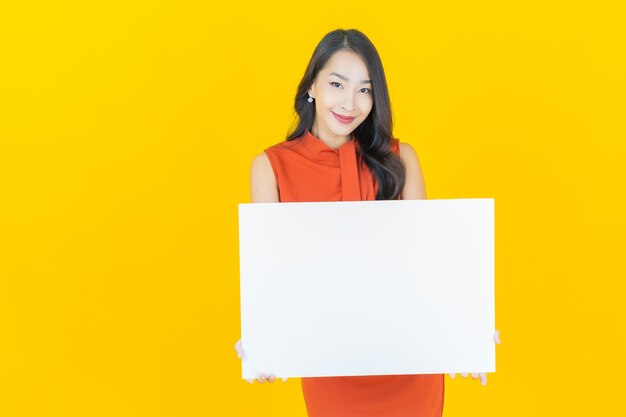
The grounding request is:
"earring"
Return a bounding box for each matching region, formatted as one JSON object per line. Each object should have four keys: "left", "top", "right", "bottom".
{"left": 307, "top": 95, "right": 314, "bottom": 103}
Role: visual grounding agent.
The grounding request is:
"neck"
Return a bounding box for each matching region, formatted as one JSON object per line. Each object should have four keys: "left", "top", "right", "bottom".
{"left": 310, "top": 125, "right": 352, "bottom": 149}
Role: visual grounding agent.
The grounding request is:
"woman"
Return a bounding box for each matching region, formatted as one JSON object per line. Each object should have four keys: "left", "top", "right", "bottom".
{"left": 234, "top": 28, "right": 499, "bottom": 417}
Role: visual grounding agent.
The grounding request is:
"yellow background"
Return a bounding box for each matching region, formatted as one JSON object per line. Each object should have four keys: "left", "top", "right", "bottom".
{"left": 1, "top": 1, "right": 624, "bottom": 416}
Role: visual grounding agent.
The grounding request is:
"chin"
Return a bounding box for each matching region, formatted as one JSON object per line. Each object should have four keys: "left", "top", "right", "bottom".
{"left": 332, "top": 128, "right": 354, "bottom": 138}
{"left": 329, "top": 121, "right": 357, "bottom": 135}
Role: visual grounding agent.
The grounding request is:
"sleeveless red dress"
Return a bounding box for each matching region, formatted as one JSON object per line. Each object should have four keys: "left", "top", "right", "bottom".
{"left": 264, "top": 130, "right": 445, "bottom": 417}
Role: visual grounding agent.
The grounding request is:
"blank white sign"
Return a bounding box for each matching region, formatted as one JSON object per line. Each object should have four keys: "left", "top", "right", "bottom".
{"left": 238, "top": 198, "right": 495, "bottom": 379}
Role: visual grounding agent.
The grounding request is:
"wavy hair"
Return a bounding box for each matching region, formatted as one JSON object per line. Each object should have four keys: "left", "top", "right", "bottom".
{"left": 285, "top": 28, "right": 405, "bottom": 200}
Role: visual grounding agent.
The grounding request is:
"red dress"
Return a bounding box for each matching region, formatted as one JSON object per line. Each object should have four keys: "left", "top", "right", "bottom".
{"left": 264, "top": 130, "right": 445, "bottom": 417}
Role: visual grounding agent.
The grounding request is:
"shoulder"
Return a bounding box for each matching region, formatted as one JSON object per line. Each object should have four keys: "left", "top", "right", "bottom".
{"left": 398, "top": 142, "right": 424, "bottom": 180}
{"left": 398, "top": 142, "right": 419, "bottom": 163}
{"left": 251, "top": 151, "right": 271, "bottom": 169}
{"left": 250, "top": 152, "right": 280, "bottom": 202}
{"left": 397, "top": 141, "right": 426, "bottom": 199}
{"left": 265, "top": 137, "right": 303, "bottom": 153}
{"left": 390, "top": 138, "right": 420, "bottom": 168}
{"left": 262, "top": 137, "right": 307, "bottom": 174}
{"left": 391, "top": 139, "right": 420, "bottom": 164}
{"left": 250, "top": 152, "right": 275, "bottom": 179}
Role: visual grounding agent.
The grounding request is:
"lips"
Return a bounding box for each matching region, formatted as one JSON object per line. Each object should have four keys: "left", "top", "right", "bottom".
{"left": 332, "top": 111, "right": 356, "bottom": 124}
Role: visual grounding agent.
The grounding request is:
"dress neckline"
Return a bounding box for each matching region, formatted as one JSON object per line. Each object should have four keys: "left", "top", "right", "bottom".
{"left": 302, "top": 130, "right": 362, "bottom": 157}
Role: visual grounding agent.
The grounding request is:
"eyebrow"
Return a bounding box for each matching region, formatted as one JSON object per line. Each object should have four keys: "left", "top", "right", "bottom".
{"left": 329, "top": 72, "right": 372, "bottom": 84}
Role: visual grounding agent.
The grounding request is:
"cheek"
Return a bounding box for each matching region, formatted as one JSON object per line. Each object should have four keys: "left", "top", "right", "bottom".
{"left": 322, "top": 92, "right": 336, "bottom": 104}
{"left": 316, "top": 89, "right": 335, "bottom": 107}
{"left": 359, "top": 96, "right": 374, "bottom": 115}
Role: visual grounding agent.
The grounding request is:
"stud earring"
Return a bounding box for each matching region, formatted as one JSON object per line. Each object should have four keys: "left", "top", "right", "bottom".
{"left": 307, "top": 94, "right": 314, "bottom": 103}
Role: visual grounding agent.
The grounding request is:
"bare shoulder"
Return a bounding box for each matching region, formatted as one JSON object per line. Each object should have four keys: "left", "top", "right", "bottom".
{"left": 250, "top": 152, "right": 280, "bottom": 203}
{"left": 399, "top": 142, "right": 418, "bottom": 162}
{"left": 398, "top": 142, "right": 426, "bottom": 200}
{"left": 250, "top": 152, "right": 272, "bottom": 173}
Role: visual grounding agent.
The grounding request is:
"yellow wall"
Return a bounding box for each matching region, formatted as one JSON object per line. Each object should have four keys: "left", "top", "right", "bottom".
{"left": 1, "top": 1, "right": 624, "bottom": 416}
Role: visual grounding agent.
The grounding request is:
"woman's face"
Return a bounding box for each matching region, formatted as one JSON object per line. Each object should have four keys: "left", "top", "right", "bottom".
{"left": 308, "top": 50, "right": 373, "bottom": 144}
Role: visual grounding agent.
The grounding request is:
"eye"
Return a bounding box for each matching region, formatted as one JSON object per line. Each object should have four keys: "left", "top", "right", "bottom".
{"left": 330, "top": 82, "right": 342, "bottom": 88}
{"left": 360, "top": 88, "right": 372, "bottom": 94}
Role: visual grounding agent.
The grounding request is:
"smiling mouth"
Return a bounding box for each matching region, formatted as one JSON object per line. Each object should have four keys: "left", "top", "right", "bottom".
{"left": 332, "top": 111, "right": 356, "bottom": 123}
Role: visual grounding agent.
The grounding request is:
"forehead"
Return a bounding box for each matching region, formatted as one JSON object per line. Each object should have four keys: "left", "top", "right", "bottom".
{"left": 321, "top": 50, "right": 369, "bottom": 78}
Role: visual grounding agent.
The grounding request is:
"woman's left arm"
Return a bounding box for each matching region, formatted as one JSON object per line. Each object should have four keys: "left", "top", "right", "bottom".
{"left": 398, "top": 143, "right": 426, "bottom": 200}
{"left": 399, "top": 142, "right": 501, "bottom": 386}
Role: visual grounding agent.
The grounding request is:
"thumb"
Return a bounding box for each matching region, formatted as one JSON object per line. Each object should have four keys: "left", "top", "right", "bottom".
{"left": 494, "top": 330, "right": 501, "bottom": 344}
{"left": 479, "top": 373, "right": 487, "bottom": 386}
{"left": 234, "top": 340, "right": 243, "bottom": 358}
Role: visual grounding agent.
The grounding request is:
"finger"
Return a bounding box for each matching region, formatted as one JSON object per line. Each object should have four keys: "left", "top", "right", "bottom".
{"left": 246, "top": 378, "right": 254, "bottom": 384}
{"left": 449, "top": 373, "right": 456, "bottom": 379}
{"left": 282, "top": 377, "right": 288, "bottom": 382}
{"left": 494, "top": 330, "right": 501, "bottom": 344}
{"left": 234, "top": 340, "right": 243, "bottom": 358}
{"left": 268, "top": 374, "right": 276, "bottom": 383}
{"left": 259, "top": 373, "right": 266, "bottom": 383}
{"left": 471, "top": 373, "right": 478, "bottom": 379}
{"left": 461, "top": 373, "right": 468, "bottom": 378}
{"left": 479, "top": 373, "right": 487, "bottom": 386}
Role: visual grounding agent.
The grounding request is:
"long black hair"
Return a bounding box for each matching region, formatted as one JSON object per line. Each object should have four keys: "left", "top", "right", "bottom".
{"left": 286, "top": 28, "right": 405, "bottom": 200}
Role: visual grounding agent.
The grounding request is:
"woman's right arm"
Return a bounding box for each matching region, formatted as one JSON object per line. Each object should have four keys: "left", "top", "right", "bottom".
{"left": 234, "top": 152, "right": 284, "bottom": 384}
{"left": 250, "top": 152, "right": 280, "bottom": 203}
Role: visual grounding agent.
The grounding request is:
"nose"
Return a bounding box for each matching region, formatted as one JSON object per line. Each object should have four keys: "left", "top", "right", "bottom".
{"left": 341, "top": 90, "right": 356, "bottom": 111}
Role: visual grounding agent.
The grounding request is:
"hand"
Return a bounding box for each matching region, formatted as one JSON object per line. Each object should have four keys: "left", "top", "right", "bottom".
{"left": 234, "top": 338, "right": 288, "bottom": 384}
{"left": 449, "top": 329, "right": 501, "bottom": 386}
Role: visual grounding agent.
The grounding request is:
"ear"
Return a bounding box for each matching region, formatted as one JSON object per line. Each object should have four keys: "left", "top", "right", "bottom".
{"left": 308, "top": 82, "right": 316, "bottom": 98}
